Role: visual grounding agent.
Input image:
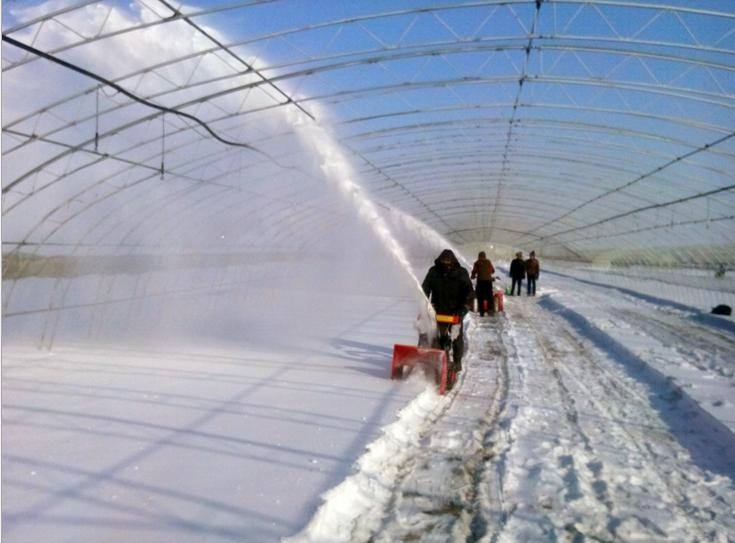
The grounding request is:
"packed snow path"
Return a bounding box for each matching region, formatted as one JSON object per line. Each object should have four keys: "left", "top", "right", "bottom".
{"left": 288, "top": 292, "right": 735, "bottom": 542}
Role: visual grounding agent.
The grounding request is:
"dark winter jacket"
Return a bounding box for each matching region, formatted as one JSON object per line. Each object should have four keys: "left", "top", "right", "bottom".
{"left": 471, "top": 257, "right": 495, "bottom": 282}
{"left": 525, "top": 257, "right": 540, "bottom": 280}
{"left": 422, "top": 249, "right": 474, "bottom": 315}
{"left": 509, "top": 257, "right": 526, "bottom": 280}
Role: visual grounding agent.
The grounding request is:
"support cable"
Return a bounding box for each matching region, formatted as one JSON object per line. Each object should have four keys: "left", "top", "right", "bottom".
{"left": 528, "top": 130, "right": 735, "bottom": 239}
{"left": 2, "top": 34, "right": 262, "bottom": 153}
{"left": 155, "top": 0, "right": 315, "bottom": 122}
{"left": 540, "top": 181, "right": 735, "bottom": 242}
{"left": 94, "top": 85, "right": 100, "bottom": 151}
{"left": 488, "top": 0, "right": 543, "bottom": 239}
{"left": 1, "top": 34, "right": 317, "bottom": 197}
{"left": 541, "top": 214, "right": 735, "bottom": 250}
{"left": 160, "top": 113, "right": 165, "bottom": 179}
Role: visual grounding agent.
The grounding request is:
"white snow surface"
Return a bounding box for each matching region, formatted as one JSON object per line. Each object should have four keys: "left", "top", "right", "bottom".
{"left": 3, "top": 270, "right": 735, "bottom": 542}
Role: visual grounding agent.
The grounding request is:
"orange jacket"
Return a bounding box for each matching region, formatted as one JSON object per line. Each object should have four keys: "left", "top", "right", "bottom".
{"left": 471, "top": 257, "right": 495, "bottom": 281}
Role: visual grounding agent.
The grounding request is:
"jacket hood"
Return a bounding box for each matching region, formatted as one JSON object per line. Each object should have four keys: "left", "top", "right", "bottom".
{"left": 435, "top": 249, "right": 459, "bottom": 267}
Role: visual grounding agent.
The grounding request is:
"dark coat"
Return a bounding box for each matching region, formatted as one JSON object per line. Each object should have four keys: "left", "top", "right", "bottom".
{"left": 509, "top": 257, "right": 526, "bottom": 280}
{"left": 422, "top": 249, "right": 474, "bottom": 315}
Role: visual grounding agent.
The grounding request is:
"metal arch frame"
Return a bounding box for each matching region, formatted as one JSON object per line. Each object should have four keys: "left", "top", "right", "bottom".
{"left": 4, "top": 4, "right": 732, "bottom": 133}
{"left": 2, "top": 127, "right": 349, "bottom": 273}
{"left": 543, "top": 213, "right": 735, "bottom": 249}
{"left": 357, "top": 134, "right": 727, "bottom": 208}
{"left": 7, "top": 165, "right": 343, "bottom": 258}
{"left": 1, "top": 1, "right": 728, "bottom": 268}
{"left": 342, "top": 112, "right": 732, "bottom": 152}
{"left": 6, "top": 39, "right": 725, "bottom": 185}
{"left": 5, "top": 30, "right": 732, "bottom": 172}
{"left": 2, "top": 0, "right": 313, "bottom": 115}
{"left": 5, "top": 2, "right": 732, "bottom": 101}
{"left": 350, "top": 141, "right": 727, "bottom": 220}
{"left": 4, "top": 148, "right": 346, "bottom": 255}
{"left": 525, "top": 133, "right": 735, "bottom": 236}
{"left": 242, "top": 40, "right": 735, "bottom": 105}
{"left": 3, "top": 0, "right": 735, "bottom": 348}
{"left": 1, "top": 168, "right": 345, "bottom": 312}
{"left": 357, "top": 144, "right": 658, "bottom": 190}
{"left": 404, "top": 197, "right": 581, "bottom": 226}
{"left": 331, "top": 95, "right": 734, "bottom": 145}
{"left": 338, "top": 104, "right": 733, "bottom": 163}
{"left": 2, "top": 92, "right": 311, "bottom": 209}
{"left": 7, "top": 1, "right": 731, "bottom": 56}
{"left": 389, "top": 198, "right": 587, "bottom": 248}
{"left": 4, "top": 142, "right": 732, "bottom": 249}
{"left": 348, "top": 116, "right": 734, "bottom": 190}
{"left": 360, "top": 149, "right": 666, "bottom": 203}
{"left": 10, "top": 0, "right": 727, "bottom": 77}
{"left": 533, "top": 180, "right": 735, "bottom": 239}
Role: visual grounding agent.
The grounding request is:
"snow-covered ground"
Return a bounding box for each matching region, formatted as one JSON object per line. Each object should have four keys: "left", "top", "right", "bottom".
{"left": 3, "top": 270, "right": 735, "bottom": 542}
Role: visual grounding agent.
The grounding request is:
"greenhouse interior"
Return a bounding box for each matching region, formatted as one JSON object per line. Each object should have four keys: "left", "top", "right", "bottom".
{"left": 3, "top": 1, "right": 735, "bottom": 542}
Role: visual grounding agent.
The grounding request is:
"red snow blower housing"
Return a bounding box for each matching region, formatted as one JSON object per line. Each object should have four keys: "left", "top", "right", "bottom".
{"left": 390, "top": 313, "right": 461, "bottom": 394}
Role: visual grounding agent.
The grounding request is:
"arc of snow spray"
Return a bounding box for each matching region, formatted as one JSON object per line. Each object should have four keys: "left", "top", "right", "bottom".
{"left": 289, "top": 115, "right": 452, "bottom": 323}
{"left": 383, "top": 204, "right": 471, "bottom": 269}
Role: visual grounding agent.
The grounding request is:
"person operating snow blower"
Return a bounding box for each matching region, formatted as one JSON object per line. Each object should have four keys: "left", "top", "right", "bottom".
{"left": 420, "top": 249, "right": 474, "bottom": 374}
{"left": 472, "top": 251, "right": 496, "bottom": 316}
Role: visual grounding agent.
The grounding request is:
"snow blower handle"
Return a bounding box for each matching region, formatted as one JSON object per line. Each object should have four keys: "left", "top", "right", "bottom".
{"left": 426, "top": 300, "right": 436, "bottom": 320}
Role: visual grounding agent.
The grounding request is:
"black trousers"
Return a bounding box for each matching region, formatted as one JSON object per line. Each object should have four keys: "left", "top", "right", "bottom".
{"left": 433, "top": 321, "right": 464, "bottom": 370}
{"left": 511, "top": 278, "right": 523, "bottom": 295}
{"left": 475, "top": 280, "right": 494, "bottom": 315}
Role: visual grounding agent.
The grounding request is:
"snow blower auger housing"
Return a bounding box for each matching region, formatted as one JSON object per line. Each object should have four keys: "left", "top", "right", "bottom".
{"left": 391, "top": 313, "right": 460, "bottom": 395}
{"left": 390, "top": 344, "right": 450, "bottom": 394}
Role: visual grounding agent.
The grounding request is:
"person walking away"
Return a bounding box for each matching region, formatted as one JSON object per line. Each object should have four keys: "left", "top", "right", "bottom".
{"left": 421, "top": 249, "right": 474, "bottom": 372}
{"left": 525, "top": 250, "right": 540, "bottom": 296}
{"left": 509, "top": 251, "right": 525, "bottom": 296}
{"left": 471, "top": 251, "right": 495, "bottom": 316}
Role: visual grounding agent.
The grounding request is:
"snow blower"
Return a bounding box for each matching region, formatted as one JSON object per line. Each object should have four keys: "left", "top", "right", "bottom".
{"left": 391, "top": 312, "right": 460, "bottom": 395}
{"left": 494, "top": 288, "right": 505, "bottom": 312}
{"left": 390, "top": 343, "right": 451, "bottom": 394}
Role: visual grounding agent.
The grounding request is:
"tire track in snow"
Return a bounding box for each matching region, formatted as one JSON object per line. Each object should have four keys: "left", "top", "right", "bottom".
{"left": 472, "top": 310, "right": 526, "bottom": 543}
{"left": 485, "top": 300, "right": 620, "bottom": 542}
{"left": 371, "top": 315, "right": 510, "bottom": 542}
{"left": 507, "top": 296, "right": 735, "bottom": 542}
{"left": 287, "top": 294, "right": 735, "bottom": 543}
{"left": 529, "top": 313, "right": 681, "bottom": 541}
{"left": 612, "top": 308, "right": 735, "bottom": 378}
{"left": 285, "top": 314, "right": 510, "bottom": 543}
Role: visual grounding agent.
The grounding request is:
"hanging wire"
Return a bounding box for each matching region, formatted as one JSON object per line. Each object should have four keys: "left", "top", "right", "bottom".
{"left": 94, "top": 85, "right": 100, "bottom": 152}
{"left": 160, "top": 113, "right": 165, "bottom": 180}
{"left": 2, "top": 34, "right": 261, "bottom": 153}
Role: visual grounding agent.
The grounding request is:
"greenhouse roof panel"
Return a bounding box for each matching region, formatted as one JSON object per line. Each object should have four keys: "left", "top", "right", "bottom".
{"left": 3, "top": 0, "right": 734, "bottom": 266}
